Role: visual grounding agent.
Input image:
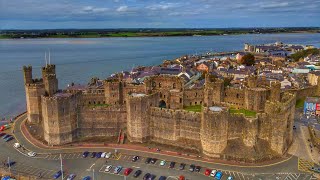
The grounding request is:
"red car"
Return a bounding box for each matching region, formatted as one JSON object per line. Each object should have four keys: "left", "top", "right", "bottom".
{"left": 179, "top": 175, "right": 185, "bottom": 180}
{"left": 204, "top": 169, "right": 211, "bottom": 176}
{"left": 124, "top": 168, "right": 133, "bottom": 176}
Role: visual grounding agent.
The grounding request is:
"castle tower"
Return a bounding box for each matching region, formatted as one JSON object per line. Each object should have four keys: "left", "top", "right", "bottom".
{"left": 204, "top": 74, "right": 224, "bottom": 106}
{"left": 126, "top": 93, "right": 159, "bottom": 143}
{"left": 23, "top": 65, "right": 33, "bottom": 84}
{"left": 42, "top": 64, "right": 58, "bottom": 96}
{"left": 104, "top": 80, "right": 124, "bottom": 105}
{"left": 23, "top": 65, "right": 46, "bottom": 124}
{"left": 247, "top": 75, "right": 257, "bottom": 88}
{"left": 244, "top": 88, "right": 267, "bottom": 112}
{"left": 270, "top": 81, "right": 281, "bottom": 102}
{"left": 200, "top": 107, "right": 228, "bottom": 157}
{"left": 42, "top": 93, "right": 79, "bottom": 145}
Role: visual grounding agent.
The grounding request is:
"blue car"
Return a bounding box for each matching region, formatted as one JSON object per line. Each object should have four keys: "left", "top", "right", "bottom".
{"left": 4, "top": 136, "right": 14, "bottom": 142}
{"left": 215, "top": 171, "right": 223, "bottom": 180}
{"left": 53, "top": 170, "right": 62, "bottom": 179}
{"left": 2, "top": 134, "right": 10, "bottom": 139}
{"left": 6, "top": 161, "right": 15, "bottom": 167}
{"left": 82, "top": 176, "right": 91, "bottom": 180}
{"left": 82, "top": 151, "right": 89, "bottom": 158}
{"left": 96, "top": 152, "right": 102, "bottom": 158}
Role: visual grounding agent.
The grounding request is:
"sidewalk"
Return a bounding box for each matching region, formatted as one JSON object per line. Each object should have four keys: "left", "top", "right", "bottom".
{"left": 300, "top": 126, "right": 320, "bottom": 165}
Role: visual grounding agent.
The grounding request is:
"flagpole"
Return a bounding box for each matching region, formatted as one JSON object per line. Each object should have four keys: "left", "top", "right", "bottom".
{"left": 60, "top": 154, "right": 63, "bottom": 180}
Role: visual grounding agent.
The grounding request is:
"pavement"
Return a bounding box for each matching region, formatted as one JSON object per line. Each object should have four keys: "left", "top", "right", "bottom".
{"left": 0, "top": 113, "right": 318, "bottom": 180}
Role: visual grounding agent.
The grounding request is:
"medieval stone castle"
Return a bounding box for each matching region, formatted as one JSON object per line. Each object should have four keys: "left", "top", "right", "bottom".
{"left": 23, "top": 64, "right": 298, "bottom": 159}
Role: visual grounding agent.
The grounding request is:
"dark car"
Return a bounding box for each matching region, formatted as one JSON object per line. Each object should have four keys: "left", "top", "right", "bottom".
{"left": 2, "top": 134, "right": 10, "bottom": 139}
{"left": 132, "top": 156, "right": 139, "bottom": 162}
{"left": 6, "top": 161, "right": 15, "bottom": 167}
{"left": 159, "top": 176, "right": 167, "bottom": 180}
{"left": 96, "top": 152, "right": 102, "bottom": 158}
{"left": 189, "top": 164, "right": 195, "bottom": 172}
{"left": 145, "top": 158, "right": 152, "bottom": 164}
{"left": 150, "top": 158, "right": 157, "bottom": 164}
{"left": 53, "top": 171, "right": 62, "bottom": 179}
{"left": 179, "top": 163, "right": 185, "bottom": 170}
{"left": 143, "top": 173, "right": 150, "bottom": 180}
{"left": 91, "top": 152, "right": 96, "bottom": 158}
{"left": 148, "top": 174, "right": 156, "bottom": 180}
{"left": 195, "top": 166, "right": 201, "bottom": 172}
{"left": 133, "top": 170, "right": 142, "bottom": 178}
{"left": 4, "top": 136, "right": 14, "bottom": 142}
{"left": 169, "top": 162, "right": 176, "bottom": 168}
{"left": 82, "top": 151, "right": 89, "bottom": 158}
{"left": 0, "top": 132, "right": 6, "bottom": 137}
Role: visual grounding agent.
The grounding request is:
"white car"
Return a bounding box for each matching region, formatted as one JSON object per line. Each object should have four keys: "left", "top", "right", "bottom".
{"left": 13, "top": 143, "right": 21, "bottom": 148}
{"left": 105, "top": 165, "right": 112, "bottom": 172}
{"left": 105, "top": 152, "right": 112, "bottom": 159}
{"left": 28, "top": 151, "right": 37, "bottom": 157}
{"left": 101, "top": 152, "right": 106, "bottom": 158}
{"left": 210, "top": 169, "right": 217, "bottom": 177}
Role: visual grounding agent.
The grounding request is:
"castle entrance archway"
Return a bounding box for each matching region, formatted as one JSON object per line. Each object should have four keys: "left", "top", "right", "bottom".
{"left": 159, "top": 100, "right": 166, "bottom": 108}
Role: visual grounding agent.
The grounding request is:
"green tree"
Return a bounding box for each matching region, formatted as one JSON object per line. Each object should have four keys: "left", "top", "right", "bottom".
{"left": 240, "top": 53, "right": 255, "bottom": 66}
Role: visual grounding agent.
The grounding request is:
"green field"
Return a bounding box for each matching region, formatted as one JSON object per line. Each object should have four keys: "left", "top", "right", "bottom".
{"left": 229, "top": 108, "right": 257, "bottom": 117}
{"left": 295, "top": 98, "right": 305, "bottom": 108}
{"left": 183, "top": 105, "right": 202, "bottom": 112}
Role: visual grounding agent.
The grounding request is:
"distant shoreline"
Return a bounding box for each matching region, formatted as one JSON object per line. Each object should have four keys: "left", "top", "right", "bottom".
{"left": 1, "top": 29, "right": 319, "bottom": 39}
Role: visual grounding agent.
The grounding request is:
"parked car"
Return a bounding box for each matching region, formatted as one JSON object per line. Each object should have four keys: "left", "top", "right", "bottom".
{"left": 210, "top": 170, "right": 217, "bottom": 177}
{"left": 67, "top": 174, "right": 76, "bottom": 180}
{"left": 189, "top": 164, "right": 195, "bottom": 172}
{"left": 215, "top": 171, "right": 223, "bottom": 180}
{"left": 169, "top": 162, "right": 175, "bottom": 168}
{"left": 160, "top": 160, "right": 166, "bottom": 166}
{"left": 195, "top": 166, "right": 201, "bottom": 172}
{"left": 96, "top": 152, "right": 102, "bottom": 158}
{"left": 145, "top": 157, "right": 152, "bottom": 164}
{"left": 204, "top": 169, "right": 211, "bottom": 176}
{"left": 53, "top": 171, "right": 62, "bottom": 179}
{"left": 4, "top": 136, "right": 14, "bottom": 142}
{"left": 143, "top": 173, "right": 151, "bottom": 180}
{"left": 150, "top": 158, "right": 157, "bottom": 164}
{"left": 6, "top": 161, "right": 15, "bottom": 167}
{"left": 82, "top": 151, "right": 89, "bottom": 158}
{"left": 28, "top": 151, "right": 37, "bottom": 157}
{"left": 179, "top": 163, "right": 185, "bottom": 170}
{"left": 13, "top": 143, "right": 21, "bottom": 148}
{"left": 82, "top": 176, "right": 90, "bottom": 180}
{"left": 159, "top": 176, "right": 167, "bottom": 180}
{"left": 0, "top": 132, "right": 6, "bottom": 137}
{"left": 124, "top": 168, "right": 133, "bottom": 176}
{"left": 133, "top": 170, "right": 142, "bottom": 178}
{"left": 179, "top": 175, "right": 185, "bottom": 180}
{"left": 90, "top": 152, "right": 96, "bottom": 158}
{"left": 101, "top": 152, "right": 106, "bottom": 158}
{"left": 105, "top": 152, "right": 112, "bottom": 159}
{"left": 2, "top": 134, "right": 10, "bottom": 139}
{"left": 227, "top": 176, "right": 233, "bottom": 180}
{"left": 310, "top": 166, "right": 320, "bottom": 173}
{"left": 105, "top": 165, "right": 112, "bottom": 172}
{"left": 132, "top": 156, "right": 139, "bottom": 162}
{"left": 148, "top": 174, "right": 156, "bottom": 180}
{"left": 114, "top": 166, "right": 122, "bottom": 174}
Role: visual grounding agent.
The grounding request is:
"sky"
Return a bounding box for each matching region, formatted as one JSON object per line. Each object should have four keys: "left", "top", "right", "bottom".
{"left": 0, "top": 0, "right": 319, "bottom": 29}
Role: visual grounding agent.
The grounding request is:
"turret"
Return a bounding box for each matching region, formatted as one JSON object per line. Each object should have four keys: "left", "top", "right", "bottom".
{"left": 42, "top": 64, "right": 58, "bottom": 96}
{"left": 270, "top": 81, "right": 281, "bottom": 102}
{"left": 204, "top": 74, "right": 224, "bottom": 106}
{"left": 247, "top": 75, "right": 257, "bottom": 88}
{"left": 23, "top": 65, "right": 33, "bottom": 84}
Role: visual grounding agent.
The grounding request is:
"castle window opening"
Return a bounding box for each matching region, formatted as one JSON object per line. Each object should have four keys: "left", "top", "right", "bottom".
{"left": 164, "top": 95, "right": 166, "bottom": 98}
{"left": 200, "top": 101, "right": 202, "bottom": 104}
{"left": 159, "top": 82, "right": 161, "bottom": 88}
{"left": 159, "top": 100, "right": 166, "bottom": 108}
{"left": 180, "top": 98, "right": 182, "bottom": 103}
{"left": 94, "top": 101, "right": 96, "bottom": 104}
{"left": 173, "top": 83, "right": 176, "bottom": 89}
{"left": 103, "top": 101, "right": 105, "bottom": 104}
{"left": 89, "top": 101, "right": 91, "bottom": 105}
{"left": 62, "top": 108, "right": 65, "bottom": 113}
{"left": 98, "top": 101, "right": 100, "bottom": 104}
{"left": 195, "top": 93, "right": 197, "bottom": 97}
{"left": 195, "top": 102, "right": 197, "bottom": 105}
{"left": 236, "top": 94, "right": 239, "bottom": 98}
{"left": 152, "top": 81, "right": 156, "bottom": 87}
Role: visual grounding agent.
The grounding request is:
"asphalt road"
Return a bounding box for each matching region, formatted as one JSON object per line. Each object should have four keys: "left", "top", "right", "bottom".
{"left": 0, "top": 114, "right": 317, "bottom": 180}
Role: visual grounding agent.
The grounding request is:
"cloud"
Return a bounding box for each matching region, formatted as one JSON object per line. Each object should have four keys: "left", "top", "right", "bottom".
{"left": 116, "top": 6, "right": 129, "bottom": 12}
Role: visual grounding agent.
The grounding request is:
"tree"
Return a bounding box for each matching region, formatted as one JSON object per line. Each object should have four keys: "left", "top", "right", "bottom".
{"left": 240, "top": 53, "right": 255, "bottom": 66}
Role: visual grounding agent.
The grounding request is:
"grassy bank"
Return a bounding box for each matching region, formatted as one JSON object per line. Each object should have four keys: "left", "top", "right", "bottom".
{"left": 229, "top": 108, "right": 257, "bottom": 117}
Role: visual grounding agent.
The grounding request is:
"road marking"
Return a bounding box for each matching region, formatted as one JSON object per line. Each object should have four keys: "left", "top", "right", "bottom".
{"left": 298, "top": 158, "right": 314, "bottom": 173}
{"left": 132, "top": 166, "right": 140, "bottom": 168}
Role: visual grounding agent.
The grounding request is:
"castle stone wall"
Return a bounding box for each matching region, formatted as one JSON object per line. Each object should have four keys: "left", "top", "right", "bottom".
{"left": 183, "top": 88, "right": 203, "bottom": 107}
{"left": 224, "top": 88, "right": 245, "bottom": 108}
{"left": 78, "top": 106, "right": 127, "bottom": 137}
{"left": 25, "top": 83, "right": 45, "bottom": 124}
